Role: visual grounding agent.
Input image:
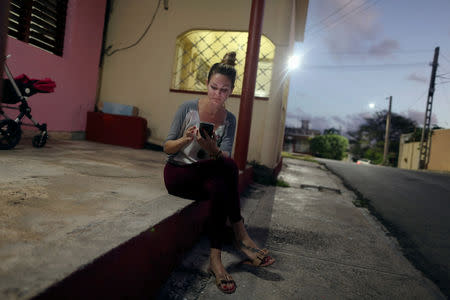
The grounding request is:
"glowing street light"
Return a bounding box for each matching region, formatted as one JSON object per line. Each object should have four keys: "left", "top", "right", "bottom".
{"left": 287, "top": 55, "right": 302, "bottom": 70}
{"left": 369, "top": 103, "right": 375, "bottom": 109}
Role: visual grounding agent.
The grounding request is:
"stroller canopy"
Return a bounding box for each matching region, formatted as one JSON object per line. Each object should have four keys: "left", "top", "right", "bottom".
{"left": 2, "top": 74, "right": 56, "bottom": 104}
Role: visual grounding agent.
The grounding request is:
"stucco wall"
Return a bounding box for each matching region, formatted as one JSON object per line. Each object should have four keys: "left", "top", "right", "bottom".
{"left": 428, "top": 129, "right": 450, "bottom": 172}
{"left": 4, "top": 0, "right": 106, "bottom": 132}
{"left": 99, "top": 0, "right": 303, "bottom": 167}
{"left": 398, "top": 129, "right": 450, "bottom": 172}
{"left": 398, "top": 141, "right": 420, "bottom": 170}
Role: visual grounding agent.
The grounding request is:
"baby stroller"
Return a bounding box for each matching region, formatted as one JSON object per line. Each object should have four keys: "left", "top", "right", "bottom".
{"left": 0, "top": 56, "right": 55, "bottom": 150}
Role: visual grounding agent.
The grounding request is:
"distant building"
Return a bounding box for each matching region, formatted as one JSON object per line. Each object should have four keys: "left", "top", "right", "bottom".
{"left": 283, "top": 120, "right": 321, "bottom": 153}
{"left": 398, "top": 129, "right": 450, "bottom": 172}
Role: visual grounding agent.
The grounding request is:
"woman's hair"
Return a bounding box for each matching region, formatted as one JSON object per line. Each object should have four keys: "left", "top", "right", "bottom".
{"left": 207, "top": 52, "right": 237, "bottom": 88}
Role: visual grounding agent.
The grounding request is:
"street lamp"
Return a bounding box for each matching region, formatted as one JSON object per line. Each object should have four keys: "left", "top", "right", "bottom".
{"left": 287, "top": 55, "right": 302, "bottom": 71}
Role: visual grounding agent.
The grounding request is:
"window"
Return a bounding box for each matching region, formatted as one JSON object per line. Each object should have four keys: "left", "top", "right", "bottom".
{"left": 171, "top": 30, "right": 276, "bottom": 99}
{"left": 8, "top": 0, "right": 68, "bottom": 56}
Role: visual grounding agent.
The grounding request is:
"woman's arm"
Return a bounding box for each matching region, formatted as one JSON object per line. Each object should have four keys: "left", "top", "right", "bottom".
{"left": 164, "top": 125, "right": 197, "bottom": 154}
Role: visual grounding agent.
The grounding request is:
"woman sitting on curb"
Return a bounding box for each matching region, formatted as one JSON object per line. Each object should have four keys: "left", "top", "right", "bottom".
{"left": 163, "top": 52, "right": 275, "bottom": 294}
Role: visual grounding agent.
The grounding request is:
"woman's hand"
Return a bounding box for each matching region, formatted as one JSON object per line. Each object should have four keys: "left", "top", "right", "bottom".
{"left": 184, "top": 125, "right": 197, "bottom": 141}
{"left": 163, "top": 125, "right": 197, "bottom": 154}
{"left": 196, "top": 129, "right": 220, "bottom": 156}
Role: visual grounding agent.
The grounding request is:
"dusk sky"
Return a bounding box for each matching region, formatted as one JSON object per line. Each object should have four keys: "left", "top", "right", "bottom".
{"left": 286, "top": 0, "right": 450, "bottom": 134}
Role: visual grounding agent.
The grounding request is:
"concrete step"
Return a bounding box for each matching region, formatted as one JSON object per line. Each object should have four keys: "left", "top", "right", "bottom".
{"left": 0, "top": 139, "right": 252, "bottom": 299}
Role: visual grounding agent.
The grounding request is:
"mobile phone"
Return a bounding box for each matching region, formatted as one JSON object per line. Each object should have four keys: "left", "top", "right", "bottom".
{"left": 199, "top": 122, "right": 214, "bottom": 139}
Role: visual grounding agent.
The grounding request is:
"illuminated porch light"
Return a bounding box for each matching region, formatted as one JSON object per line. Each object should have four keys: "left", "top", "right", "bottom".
{"left": 287, "top": 55, "right": 301, "bottom": 70}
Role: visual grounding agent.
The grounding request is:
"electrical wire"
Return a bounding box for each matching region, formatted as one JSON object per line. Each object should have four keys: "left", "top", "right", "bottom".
{"left": 307, "top": 0, "right": 382, "bottom": 40}
{"left": 307, "top": 0, "right": 374, "bottom": 37}
{"left": 407, "top": 89, "right": 428, "bottom": 110}
{"left": 105, "top": 0, "right": 162, "bottom": 56}
{"left": 310, "top": 49, "right": 434, "bottom": 56}
{"left": 306, "top": 0, "right": 356, "bottom": 33}
{"left": 301, "top": 62, "right": 426, "bottom": 70}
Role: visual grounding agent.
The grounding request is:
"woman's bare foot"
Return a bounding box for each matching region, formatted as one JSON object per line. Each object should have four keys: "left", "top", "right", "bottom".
{"left": 209, "top": 249, "right": 236, "bottom": 293}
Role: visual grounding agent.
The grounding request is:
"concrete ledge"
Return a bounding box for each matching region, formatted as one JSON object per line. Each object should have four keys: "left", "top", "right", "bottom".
{"left": 0, "top": 140, "right": 253, "bottom": 299}
{"left": 34, "top": 172, "right": 252, "bottom": 300}
{"left": 34, "top": 198, "right": 211, "bottom": 300}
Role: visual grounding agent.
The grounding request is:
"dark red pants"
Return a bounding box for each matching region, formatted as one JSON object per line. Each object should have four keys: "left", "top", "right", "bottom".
{"left": 164, "top": 157, "right": 242, "bottom": 249}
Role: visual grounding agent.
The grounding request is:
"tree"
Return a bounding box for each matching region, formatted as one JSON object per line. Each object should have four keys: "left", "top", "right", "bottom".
{"left": 348, "top": 111, "right": 417, "bottom": 165}
{"left": 323, "top": 127, "right": 341, "bottom": 135}
{"left": 310, "top": 134, "right": 349, "bottom": 160}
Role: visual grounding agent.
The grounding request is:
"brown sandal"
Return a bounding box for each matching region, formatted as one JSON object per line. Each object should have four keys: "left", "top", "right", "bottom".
{"left": 208, "top": 268, "right": 237, "bottom": 294}
{"left": 238, "top": 240, "right": 275, "bottom": 267}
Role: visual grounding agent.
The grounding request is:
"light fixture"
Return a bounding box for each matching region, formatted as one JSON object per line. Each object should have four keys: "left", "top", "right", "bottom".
{"left": 287, "top": 55, "right": 301, "bottom": 70}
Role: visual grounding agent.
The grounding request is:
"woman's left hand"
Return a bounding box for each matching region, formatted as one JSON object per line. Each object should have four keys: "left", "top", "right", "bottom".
{"left": 196, "top": 130, "right": 219, "bottom": 156}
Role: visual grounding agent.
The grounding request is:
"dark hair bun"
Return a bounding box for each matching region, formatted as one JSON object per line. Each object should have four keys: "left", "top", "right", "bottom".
{"left": 221, "top": 52, "right": 237, "bottom": 66}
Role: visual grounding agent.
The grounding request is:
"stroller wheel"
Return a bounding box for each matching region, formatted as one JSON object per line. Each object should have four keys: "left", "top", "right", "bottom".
{"left": 0, "top": 119, "right": 22, "bottom": 150}
{"left": 32, "top": 132, "right": 48, "bottom": 148}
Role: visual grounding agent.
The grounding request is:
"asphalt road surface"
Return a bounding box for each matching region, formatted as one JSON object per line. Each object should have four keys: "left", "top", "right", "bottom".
{"left": 318, "top": 158, "right": 450, "bottom": 297}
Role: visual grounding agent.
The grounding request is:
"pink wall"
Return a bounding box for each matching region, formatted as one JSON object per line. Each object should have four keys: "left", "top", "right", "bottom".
{"left": 4, "top": 0, "right": 107, "bottom": 131}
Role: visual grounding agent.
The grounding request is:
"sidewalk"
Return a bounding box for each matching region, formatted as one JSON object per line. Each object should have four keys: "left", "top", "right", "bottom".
{"left": 0, "top": 138, "right": 206, "bottom": 299}
{"left": 157, "top": 157, "right": 445, "bottom": 299}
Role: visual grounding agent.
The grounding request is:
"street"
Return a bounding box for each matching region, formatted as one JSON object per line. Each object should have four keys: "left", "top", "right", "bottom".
{"left": 318, "top": 158, "right": 450, "bottom": 297}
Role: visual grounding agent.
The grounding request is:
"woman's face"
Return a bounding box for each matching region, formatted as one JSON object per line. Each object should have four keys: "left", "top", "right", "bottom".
{"left": 207, "top": 73, "right": 233, "bottom": 106}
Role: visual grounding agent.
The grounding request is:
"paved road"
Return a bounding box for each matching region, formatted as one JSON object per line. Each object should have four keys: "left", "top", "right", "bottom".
{"left": 318, "top": 159, "right": 450, "bottom": 297}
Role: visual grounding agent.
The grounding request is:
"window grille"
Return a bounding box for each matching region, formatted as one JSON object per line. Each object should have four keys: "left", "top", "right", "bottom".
{"left": 171, "top": 30, "right": 276, "bottom": 99}
{"left": 8, "top": 0, "right": 68, "bottom": 56}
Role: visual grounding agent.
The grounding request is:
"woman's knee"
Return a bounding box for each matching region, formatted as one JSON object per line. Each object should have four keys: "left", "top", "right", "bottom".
{"left": 204, "top": 178, "right": 227, "bottom": 196}
{"left": 220, "top": 157, "right": 239, "bottom": 176}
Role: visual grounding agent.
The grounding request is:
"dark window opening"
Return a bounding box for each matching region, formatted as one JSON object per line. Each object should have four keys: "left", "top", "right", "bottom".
{"left": 8, "top": 0, "right": 68, "bottom": 56}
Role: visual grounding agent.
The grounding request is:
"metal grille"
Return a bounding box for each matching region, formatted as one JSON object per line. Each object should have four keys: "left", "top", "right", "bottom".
{"left": 172, "top": 30, "right": 275, "bottom": 98}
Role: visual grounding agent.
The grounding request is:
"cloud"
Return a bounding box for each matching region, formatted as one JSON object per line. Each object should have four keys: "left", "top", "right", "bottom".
{"left": 285, "top": 110, "right": 372, "bottom": 134}
{"left": 403, "top": 109, "right": 438, "bottom": 126}
{"left": 406, "top": 73, "right": 428, "bottom": 83}
{"left": 368, "top": 39, "right": 399, "bottom": 57}
{"left": 312, "top": 0, "right": 382, "bottom": 59}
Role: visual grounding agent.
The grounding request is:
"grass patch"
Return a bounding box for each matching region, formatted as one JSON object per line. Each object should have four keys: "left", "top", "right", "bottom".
{"left": 353, "top": 197, "right": 369, "bottom": 208}
{"left": 275, "top": 179, "right": 290, "bottom": 187}
{"left": 281, "top": 151, "right": 319, "bottom": 163}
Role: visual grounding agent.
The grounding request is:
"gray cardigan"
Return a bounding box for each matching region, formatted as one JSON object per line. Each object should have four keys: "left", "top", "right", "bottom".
{"left": 165, "top": 99, "right": 236, "bottom": 164}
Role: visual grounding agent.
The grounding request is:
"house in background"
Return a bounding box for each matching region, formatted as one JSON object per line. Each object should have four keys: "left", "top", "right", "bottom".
{"left": 398, "top": 129, "right": 450, "bottom": 172}
{"left": 99, "top": 0, "right": 309, "bottom": 170}
{"left": 283, "top": 120, "right": 320, "bottom": 153}
{"left": 3, "top": 0, "right": 309, "bottom": 172}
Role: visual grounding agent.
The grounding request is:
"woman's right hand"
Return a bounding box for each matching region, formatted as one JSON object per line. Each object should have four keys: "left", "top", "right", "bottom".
{"left": 184, "top": 125, "right": 197, "bottom": 142}
{"left": 163, "top": 125, "right": 197, "bottom": 154}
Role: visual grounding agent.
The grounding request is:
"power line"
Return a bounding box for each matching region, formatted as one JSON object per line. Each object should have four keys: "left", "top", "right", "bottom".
{"left": 105, "top": 0, "right": 162, "bottom": 56}
{"left": 302, "top": 62, "right": 426, "bottom": 70}
{"left": 407, "top": 89, "right": 428, "bottom": 110}
{"left": 306, "top": 0, "right": 356, "bottom": 32}
{"left": 308, "top": 0, "right": 378, "bottom": 37}
{"left": 307, "top": 0, "right": 382, "bottom": 40}
{"left": 311, "top": 49, "right": 434, "bottom": 55}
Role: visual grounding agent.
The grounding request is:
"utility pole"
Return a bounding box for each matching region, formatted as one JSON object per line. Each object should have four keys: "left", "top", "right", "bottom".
{"left": 419, "top": 47, "right": 439, "bottom": 170}
{"left": 383, "top": 96, "right": 392, "bottom": 165}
